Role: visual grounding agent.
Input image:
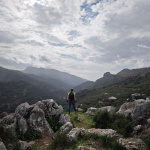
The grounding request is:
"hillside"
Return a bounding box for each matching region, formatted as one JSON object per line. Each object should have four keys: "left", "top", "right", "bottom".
{"left": 73, "top": 81, "right": 94, "bottom": 92}
{"left": 23, "top": 66, "right": 87, "bottom": 87}
{"left": 0, "top": 67, "right": 69, "bottom": 113}
{"left": 76, "top": 70, "right": 150, "bottom": 109}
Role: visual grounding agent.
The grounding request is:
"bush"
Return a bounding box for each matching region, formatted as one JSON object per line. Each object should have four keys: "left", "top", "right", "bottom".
{"left": 142, "top": 135, "right": 150, "bottom": 150}
{"left": 48, "top": 132, "right": 72, "bottom": 150}
{"left": 93, "top": 110, "right": 135, "bottom": 137}
{"left": 93, "top": 109, "right": 112, "bottom": 129}
{"left": 45, "top": 116, "right": 61, "bottom": 132}
{"left": 16, "top": 121, "right": 42, "bottom": 142}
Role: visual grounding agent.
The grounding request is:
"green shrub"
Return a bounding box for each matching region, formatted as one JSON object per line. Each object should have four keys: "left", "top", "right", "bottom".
{"left": 16, "top": 121, "right": 42, "bottom": 142}
{"left": 93, "top": 109, "right": 112, "bottom": 129}
{"left": 93, "top": 110, "right": 135, "bottom": 137}
{"left": 45, "top": 116, "right": 61, "bottom": 132}
{"left": 48, "top": 132, "right": 71, "bottom": 150}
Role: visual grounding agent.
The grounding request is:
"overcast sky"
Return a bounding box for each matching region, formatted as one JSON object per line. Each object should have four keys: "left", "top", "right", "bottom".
{"left": 0, "top": 0, "right": 150, "bottom": 81}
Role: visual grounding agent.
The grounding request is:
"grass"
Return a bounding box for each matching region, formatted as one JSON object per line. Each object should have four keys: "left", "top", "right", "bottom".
{"left": 69, "top": 112, "right": 94, "bottom": 129}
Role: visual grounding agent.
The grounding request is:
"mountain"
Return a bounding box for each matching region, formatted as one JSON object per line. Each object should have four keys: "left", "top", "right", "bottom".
{"left": 0, "top": 67, "right": 68, "bottom": 113}
{"left": 23, "top": 66, "right": 87, "bottom": 87}
{"left": 76, "top": 67, "right": 150, "bottom": 109}
{"left": 117, "top": 67, "right": 150, "bottom": 77}
{"left": 73, "top": 81, "right": 94, "bottom": 93}
{"left": 93, "top": 72, "right": 124, "bottom": 88}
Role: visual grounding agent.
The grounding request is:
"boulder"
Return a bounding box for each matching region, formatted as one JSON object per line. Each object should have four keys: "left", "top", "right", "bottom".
{"left": 131, "top": 99, "right": 150, "bottom": 124}
{"left": 29, "top": 106, "right": 54, "bottom": 137}
{"left": 76, "top": 146, "right": 96, "bottom": 150}
{"left": 0, "top": 113, "right": 15, "bottom": 124}
{"left": 118, "top": 102, "right": 133, "bottom": 117}
{"left": 4, "top": 121, "right": 16, "bottom": 136}
{"left": 132, "top": 125, "right": 142, "bottom": 135}
{"left": 85, "top": 128, "right": 121, "bottom": 138}
{"left": 67, "top": 128, "right": 85, "bottom": 142}
{"left": 19, "top": 140, "right": 30, "bottom": 150}
{"left": 86, "top": 106, "right": 116, "bottom": 115}
{"left": 78, "top": 108, "right": 83, "bottom": 112}
{"left": 60, "top": 122, "right": 73, "bottom": 133}
{"left": 119, "top": 138, "right": 147, "bottom": 150}
{"left": 15, "top": 102, "right": 31, "bottom": 118}
{"left": 18, "top": 117, "right": 28, "bottom": 133}
{"left": 0, "top": 141, "right": 7, "bottom": 150}
{"left": 59, "top": 114, "right": 70, "bottom": 125}
{"left": 99, "top": 106, "right": 116, "bottom": 114}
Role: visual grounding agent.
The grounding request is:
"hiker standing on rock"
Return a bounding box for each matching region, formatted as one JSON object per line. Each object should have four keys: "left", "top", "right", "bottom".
{"left": 67, "top": 89, "right": 76, "bottom": 114}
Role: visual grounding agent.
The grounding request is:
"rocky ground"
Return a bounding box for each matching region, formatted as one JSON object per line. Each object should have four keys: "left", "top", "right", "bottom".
{"left": 0, "top": 99, "right": 150, "bottom": 150}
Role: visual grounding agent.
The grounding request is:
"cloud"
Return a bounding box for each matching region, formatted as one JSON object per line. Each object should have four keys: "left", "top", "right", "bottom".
{"left": 0, "top": 0, "right": 150, "bottom": 81}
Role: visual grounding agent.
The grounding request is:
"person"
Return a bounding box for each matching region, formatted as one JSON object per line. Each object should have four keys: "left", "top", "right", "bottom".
{"left": 67, "top": 89, "right": 76, "bottom": 114}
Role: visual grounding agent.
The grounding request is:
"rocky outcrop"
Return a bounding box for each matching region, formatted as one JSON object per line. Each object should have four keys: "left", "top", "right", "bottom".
{"left": 0, "top": 141, "right": 7, "bottom": 150}
{"left": 86, "top": 106, "right": 116, "bottom": 115}
{"left": 60, "top": 122, "right": 73, "bottom": 133}
{"left": 29, "top": 105, "right": 54, "bottom": 137}
{"left": 117, "top": 102, "right": 133, "bottom": 117}
{"left": 76, "top": 146, "right": 96, "bottom": 150}
{"left": 119, "top": 138, "right": 147, "bottom": 150}
{"left": 85, "top": 128, "right": 121, "bottom": 138}
{"left": 67, "top": 128, "right": 85, "bottom": 142}
{"left": 131, "top": 99, "right": 150, "bottom": 124}
{"left": 0, "top": 99, "right": 72, "bottom": 140}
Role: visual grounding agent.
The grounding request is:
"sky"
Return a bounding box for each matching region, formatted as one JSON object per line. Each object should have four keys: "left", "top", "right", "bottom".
{"left": 0, "top": 0, "right": 150, "bottom": 81}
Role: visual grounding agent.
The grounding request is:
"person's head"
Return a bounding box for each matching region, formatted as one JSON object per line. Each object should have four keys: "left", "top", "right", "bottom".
{"left": 70, "top": 89, "right": 73, "bottom": 92}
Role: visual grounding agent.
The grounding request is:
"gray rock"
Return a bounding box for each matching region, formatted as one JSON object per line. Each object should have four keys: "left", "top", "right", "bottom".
{"left": 133, "top": 125, "right": 142, "bottom": 132}
{"left": 76, "top": 146, "right": 96, "bottom": 150}
{"left": 85, "top": 107, "right": 99, "bottom": 115}
{"left": 29, "top": 106, "right": 54, "bottom": 137}
{"left": 59, "top": 114, "right": 71, "bottom": 125}
{"left": 4, "top": 120, "right": 16, "bottom": 136}
{"left": 99, "top": 106, "right": 116, "bottom": 114}
{"left": 0, "top": 141, "right": 7, "bottom": 150}
{"left": 0, "top": 113, "right": 15, "bottom": 124}
{"left": 78, "top": 108, "right": 83, "bottom": 112}
{"left": 131, "top": 99, "right": 150, "bottom": 123}
{"left": 147, "top": 118, "right": 150, "bottom": 126}
{"left": 15, "top": 102, "right": 31, "bottom": 118}
{"left": 86, "top": 128, "right": 121, "bottom": 138}
{"left": 118, "top": 102, "right": 133, "bottom": 117}
{"left": 18, "top": 117, "right": 28, "bottom": 133}
{"left": 86, "top": 106, "right": 116, "bottom": 115}
{"left": 67, "top": 128, "right": 85, "bottom": 142}
{"left": 119, "top": 138, "right": 147, "bottom": 150}
{"left": 19, "top": 140, "right": 30, "bottom": 150}
{"left": 60, "top": 122, "right": 73, "bottom": 133}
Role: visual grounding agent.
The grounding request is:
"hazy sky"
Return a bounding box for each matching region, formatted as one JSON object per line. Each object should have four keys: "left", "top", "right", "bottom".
{"left": 0, "top": 0, "right": 150, "bottom": 81}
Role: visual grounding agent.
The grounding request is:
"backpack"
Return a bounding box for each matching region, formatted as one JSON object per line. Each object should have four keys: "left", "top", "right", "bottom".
{"left": 69, "top": 92, "right": 75, "bottom": 100}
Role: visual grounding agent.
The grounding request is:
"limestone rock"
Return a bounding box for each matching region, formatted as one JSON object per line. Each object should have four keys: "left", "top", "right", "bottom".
{"left": 76, "top": 146, "right": 96, "bottom": 150}
{"left": 118, "top": 102, "right": 133, "bottom": 117}
{"left": 18, "top": 117, "right": 28, "bottom": 133}
{"left": 29, "top": 106, "right": 54, "bottom": 137}
{"left": 60, "top": 122, "right": 73, "bottom": 133}
{"left": 85, "top": 107, "right": 99, "bottom": 115}
{"left": 0, "top": 113, "right": 15, "bottom": 124}
{"left": 86, "top": 106, "right": 116, "bottom": 115}
{"left": 78, "top": 108, "right": 83, "bottom": 112}
{"left": 119, "top": 138, "right": 147, "bottom": 150}
{"left": 131, "top": 99, "right": 150, "bottom": 124}
{"left": 67, "top": 128, "right": 85, "bottom": 142}
{"left": 4, "top": 121, "right": 16, "bottom": 136}
{"left": 19, "top": 141, "right": 30, "bottom": 150}
{"left": 59, "top": 114, "right": 71, "bottom": 125}
{"left": 86, "top": 128, "right": 121, "bottom": 138}
{"left": 0, "top": 141, "right": 7, "bottom": 150}
{"left": 133, "top": 125, "right": 142, "bottom": 134}
{"left": 99, "top": 106, "right": 116, "bottom": 114}
{"left": 15, "top": 102, "right": 31, "bottom": 118}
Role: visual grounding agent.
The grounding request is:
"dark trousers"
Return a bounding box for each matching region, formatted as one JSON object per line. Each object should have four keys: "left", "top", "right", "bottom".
{"left": 68, "top": 99, "right": 76, "bottom": 114}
